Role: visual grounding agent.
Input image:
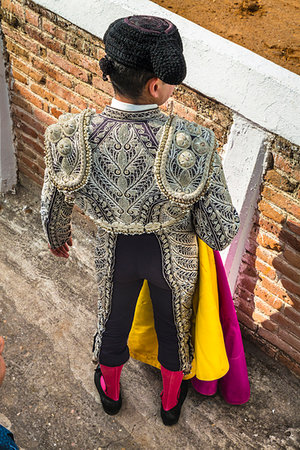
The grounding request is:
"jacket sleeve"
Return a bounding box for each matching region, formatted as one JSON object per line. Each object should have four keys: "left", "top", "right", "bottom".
{"left": 192, "top": 152, "right": 240, "bottom": 251}
{"left": 40, "top": 168, "right": 74, "bottom": 249}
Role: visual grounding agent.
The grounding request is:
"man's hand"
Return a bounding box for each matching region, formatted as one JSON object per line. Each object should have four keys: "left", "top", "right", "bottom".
{"left": 48, "top": 237, "right": 73, "bottom": 258}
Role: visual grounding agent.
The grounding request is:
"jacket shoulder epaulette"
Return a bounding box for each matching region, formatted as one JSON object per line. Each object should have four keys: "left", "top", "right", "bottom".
{"left": 44, "top": 109, "right": 94, "bottom": 193}
{"left": 154, "top": 115, "right": 217, "bottom": 207}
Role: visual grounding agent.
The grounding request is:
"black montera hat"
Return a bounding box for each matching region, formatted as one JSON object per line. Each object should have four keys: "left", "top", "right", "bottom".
{"left": 101, "top": 15, "right": 186, "bottom": 85}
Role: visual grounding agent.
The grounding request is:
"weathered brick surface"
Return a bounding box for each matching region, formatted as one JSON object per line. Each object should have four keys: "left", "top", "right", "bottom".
{"left": 1, "top": 0, "right": 299, "bottom": 376}
{"left": 234, "top": 135, "right": 300, "bottom": 377}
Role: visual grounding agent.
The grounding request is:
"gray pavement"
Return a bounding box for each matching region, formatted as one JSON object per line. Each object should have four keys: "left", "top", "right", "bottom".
{"left": 0, "top": 177, "right": 299, "bottom": 450}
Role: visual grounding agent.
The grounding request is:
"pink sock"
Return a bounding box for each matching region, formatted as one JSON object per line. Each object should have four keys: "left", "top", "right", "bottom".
{"left": 100, "top": 364, "right": 123, "bottom": 401}
{"left": 161, "top": 365, "right": 183, "bottom": 411}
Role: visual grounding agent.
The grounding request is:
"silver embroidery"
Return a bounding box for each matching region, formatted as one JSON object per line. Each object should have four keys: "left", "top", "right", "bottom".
{"left": 41, "top": 107, "right": 240, "bottom": 374}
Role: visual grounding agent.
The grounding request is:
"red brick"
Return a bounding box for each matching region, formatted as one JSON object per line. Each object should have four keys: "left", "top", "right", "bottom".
{"left": 172, "top": 101, "right": 197, "bottom": 123}
{"left": 50, "top": 107, "right": 64, "bottom": 119}
{"left": 273, "top": 152, "right": 300, "bottom": 183}
{"left": 30, "top": 82, "right": 69, "bottom": 112}
{"left": 255, "top": 257, "right": 277, "bottom": 280}
{"left": 284, "top": 306, "right": 300, "bottom": 325}
{"left": 260, "top": 276, "right": 291, "bottom": 305}
{"left": 272, "top": 256, "right": 300, "bottom": 284}
{"left": 255, "top": 294, "right": 282, "bottom": 314}
{"left": 4, "top": 35, "right": 30, "bottom": 60}
{"left": 32, "top": 107, "right": 56, "bottom": 127}
{"left": 237, "top": 298, "right": 255, "bottom": 317}
{"left": 42, "top": 17, "right": 68, "bottom": 41}
{"left": 46, "top": 79, "right": 88, "bottom": 111}
{"left": 19, "top": 153, "right": 44, "bottom": 177}
{"left": 25, "top": 7, "right": 40, "bottom": 27}
{"left": 239, "top": 261, "right": 257, "bottom": 278}
{"left": 258, "top": 215, "right": 283, "bottom": 238}
{"left": 280, "top": 278, "right": 300, "bottom": 303}
{"left": 283, "top": 247, "right": 300, "bottom": 270}
{"left": 252, "top": 309, "right": 278, "bottom": 330}
{"left": 258, "top": 327, "right": 300, "bottom": 362}
{"left": 236, "top": 273, "right": 257, "bottom": 294}
{"left": 70, "top": 105, "right": 81, "bottom": 114}
{"left": 244, "top": 237, "right": 258, "bottom": 255}
{"left": 13, "top": 81, "right": 44, "bottom": 110}
{"left": 16, "top": 132, "right": 44, "bottom": 156}
{"left": 265, "top": 169, "right": 297, "bottom": 193}
{"left": 271, "top": 312, "right": 300, "bottom": 339}
{"left": 74, "top": 83, "right": 110, "bottom": 107}
{"left": 280, "top": 228, "right": 300, "bottom": 253}
{"left": 277, "top": 352, "right": 300, "bottom": 377}
{"left": 258, "top": 199, "right": 286, "bottom": 224}
{"left": 255, "top": 246, "right": 276, "bottom": 265}
{"left": 31, "top": 57, "right": 73, "bottom": 88}
{"left": 11, "top": 93, "right": 33, "bottom": 113}
{"left": 18, "top": 162, "right": 43, "bottom": 186}
{"left": 10, "top": 55, "right": 45, "bottom": 84}
{"left": 236, "top": 309, "right": 258, "bottom": 332}
{"left": 256, "top": 230, "right": 283, "bottom": 252}
{"left": 14, "top": 118, "right": 38, "bottom": 140}
{"left": 11, "top": 67, "right": 28, "bottom": 84}
{"left": 23, "top": 23, "right": 65, "bottom": 55}
{"left": 278, "top": 328, "right": 300, "bottom": 352}
{"left": 1, "top": 0, "right": 24, "bottom": 21}
{"left": 66, "top": 47, "right": 99, "bottom": 74}
{"left": 46, "top": 50, "right": 90, "bottom": 83}
{"left": 286, "top": 219, "right": 300, "bottom": 236}
{"left": 261, "top": 185, "right": 300, "bottom": 220}
{"left": 12, "top": 105, "right": 45, "bottom": 136}
{"left": 234, "top": 285, "right": 254, "bottom": 303}
{"left": 92, "top": 74, "right": 114, "bottom": 96}
{"left": 1, "top": 23, "right": 40, "bottom": 55}
{"left": 241, "top": 250, "right": 256, "bottom": 267}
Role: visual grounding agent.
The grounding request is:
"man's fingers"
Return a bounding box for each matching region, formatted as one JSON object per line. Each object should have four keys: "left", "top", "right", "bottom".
{"left": 62, "top": 242, "right": 69, "bottom": 252}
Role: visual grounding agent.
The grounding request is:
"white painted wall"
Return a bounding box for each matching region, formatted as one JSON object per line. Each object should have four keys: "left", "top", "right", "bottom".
{"left": 0, "top": 37, "right": 16, "bottom": 193}
{"left": 221, "top": 115, "right": 271, "bottom": 291}
{"left": 36, "top": 0, "right": 300, "bottom": 146}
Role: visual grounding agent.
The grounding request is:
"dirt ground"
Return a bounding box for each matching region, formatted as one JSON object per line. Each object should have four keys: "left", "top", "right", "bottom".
{"left": 153, "top": 0, "right": 300, "bottom": 75}
{"left": 0, "top": 177, "right": 300, "bottom": 449}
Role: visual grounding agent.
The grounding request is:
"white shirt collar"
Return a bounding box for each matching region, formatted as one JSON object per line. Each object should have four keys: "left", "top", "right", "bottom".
{"left": 111, "top": 98, "right": 158, "bottom": 112}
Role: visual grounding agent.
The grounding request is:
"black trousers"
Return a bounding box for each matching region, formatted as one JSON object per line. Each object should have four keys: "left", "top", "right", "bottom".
{"left": 99, "top": 234, "right": 181, "bottom": 371}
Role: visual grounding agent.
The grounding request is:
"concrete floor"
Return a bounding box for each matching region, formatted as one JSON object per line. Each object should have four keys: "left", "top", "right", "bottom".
{"left": 0, "top": 178, "right": 299, "bottom": 450}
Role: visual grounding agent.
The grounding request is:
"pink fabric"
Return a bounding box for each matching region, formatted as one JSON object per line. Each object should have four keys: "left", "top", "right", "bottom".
{"left": 161, "top": 365, "right": 183, "bottom": 411}
{"left": 100, "top": 364, "right": 123, "bottom": 401}
{"left": 192, "top": 251, "right": 250, "bottom": 405}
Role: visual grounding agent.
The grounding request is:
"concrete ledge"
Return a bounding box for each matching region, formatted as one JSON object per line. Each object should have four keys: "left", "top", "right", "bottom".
{"left": 35, "top": 0, "right": 300, "bottom": 145}
{"left": 0, "top": 37, "right": 16, "bottom": 192}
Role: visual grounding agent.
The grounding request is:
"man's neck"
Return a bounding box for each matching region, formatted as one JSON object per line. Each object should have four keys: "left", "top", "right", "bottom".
{"left": 111, "top": 98, "right": 158, "bottom": 112}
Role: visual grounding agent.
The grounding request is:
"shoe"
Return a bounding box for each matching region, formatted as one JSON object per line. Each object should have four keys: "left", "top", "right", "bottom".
{"left": 94, "top": 365, "right": 122, "bottom": 415}
{"left": 160, "top": 380, "right": 188, "bottom": 426}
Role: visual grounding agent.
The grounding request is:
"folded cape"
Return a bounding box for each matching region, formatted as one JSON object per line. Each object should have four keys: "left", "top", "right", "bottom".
{"left": 128, "top": 238, "right": 250, "bottom": 404}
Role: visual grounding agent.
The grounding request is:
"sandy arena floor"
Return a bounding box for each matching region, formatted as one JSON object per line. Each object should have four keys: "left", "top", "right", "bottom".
{"left": 153, "top": 0, "right": 300, "bottom": 75}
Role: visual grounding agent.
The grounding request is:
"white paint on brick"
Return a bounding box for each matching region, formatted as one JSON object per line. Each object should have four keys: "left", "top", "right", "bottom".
{"left": 220, "top": 115, "right": 270, "bottom": 292}
{"left": 35, "top": 0, "right": 300, "bottom": 145}
{"left": 0, "top": 38, "right": 17, "bottom": 193}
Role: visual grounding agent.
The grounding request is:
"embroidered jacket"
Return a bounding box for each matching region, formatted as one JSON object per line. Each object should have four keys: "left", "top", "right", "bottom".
{"left": 41, "top": 106, "right": 240, "bottom": 373}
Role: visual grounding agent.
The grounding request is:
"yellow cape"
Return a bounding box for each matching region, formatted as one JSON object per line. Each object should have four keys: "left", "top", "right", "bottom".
{"left": 128, "top": 238, "right": 229, "bottom": 380}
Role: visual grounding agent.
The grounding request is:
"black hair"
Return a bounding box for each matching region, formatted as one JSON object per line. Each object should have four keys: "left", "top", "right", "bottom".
{"left": 99, "top": 56, "right": 155, "bottom": 100}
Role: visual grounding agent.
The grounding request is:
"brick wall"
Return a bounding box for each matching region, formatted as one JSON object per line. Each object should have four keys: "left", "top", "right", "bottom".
{"left": 234, "top": 138, "right": 300, "bottom": 376}
{"left": 1, "top": 0, "right": 299, "bottom": 376}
